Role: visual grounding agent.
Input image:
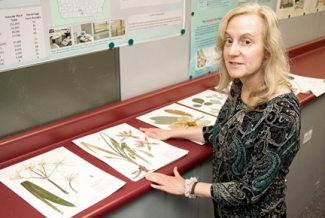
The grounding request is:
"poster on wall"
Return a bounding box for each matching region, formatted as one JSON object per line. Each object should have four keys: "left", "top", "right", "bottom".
{"left": 276, "top": 0, "right": 325, "bottom": 19}
{"left": 0, "top": 0, "right": 186, "bottom": 72}
{"left": 189, "top": 0, "right": 274, "bottom": 79}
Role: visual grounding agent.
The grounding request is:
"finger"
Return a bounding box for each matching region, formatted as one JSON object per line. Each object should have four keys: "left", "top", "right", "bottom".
{"left": 145, "top": 172, "right": 164, "bottom": 184}
{"left": 139, "top": 127, "right": 149, "bottom": 132}
{"left": 173, "top": 166, "right": 181, "bottom": 178}
{"left": 143, "top": 131, "right": 156, "bottom": 138}
{"left": 145, "top": 172, "right": 156, "bottom": 181}
{"left": 150, "top": 183, "right": 162, "bottom": 190}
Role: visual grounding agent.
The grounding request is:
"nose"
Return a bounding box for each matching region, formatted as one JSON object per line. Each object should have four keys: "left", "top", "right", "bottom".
{"left": 228, "top": 42, "right": 240, "bottom": 56}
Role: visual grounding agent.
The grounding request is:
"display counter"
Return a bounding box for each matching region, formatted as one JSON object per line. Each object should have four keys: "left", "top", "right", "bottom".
{"left": 0, "top": 37, "right": 324, "bottom": 218}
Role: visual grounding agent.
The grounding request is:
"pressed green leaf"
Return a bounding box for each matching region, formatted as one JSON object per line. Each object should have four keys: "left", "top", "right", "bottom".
{"left": 81, "top": 142, "right": 119, "bottom": 157}
{"left": 210, "top": 99, "right": 222, "bottom": 105}
{"left": 100, "top": 133, "right": 123, "bottom": 156}
{"left": 118, "top": 142, "right": 129, "bottom": 158}
{"left": 138, "top": 149, "right": 154, "bottom": 157}
{"left": 21, "top": 180, "right": 75, "bottom": 214}
{"left": 203, "top": 102, "right": 213, "bottom": 106}
{"left": 192, "top": 98, "right": 204, "bottom": 104}
{"left": 104, "top": 156, "right": 128, "bottom": 162}
{"left": 164, "top": 109, "right": 192, "bottom": 116}
{"left": 193, "top": 104, "right": 202, "bottom": 108}
{"left": 124, "top": 142, "right": 151, "bottom": 164}
{"left": 106, "top": 135, "right": 122, "bottom": 154}
{"left": 150, "top": 116, "right": 179, "bottom": 124}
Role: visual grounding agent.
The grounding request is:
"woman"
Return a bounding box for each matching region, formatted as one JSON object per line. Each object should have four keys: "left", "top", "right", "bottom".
{"left": 140, "top": 2, "right": 301, "bottom": 217}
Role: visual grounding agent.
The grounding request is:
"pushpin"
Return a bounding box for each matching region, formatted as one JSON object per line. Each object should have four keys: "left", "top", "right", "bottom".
{"left": 108, "top": 42, "right": 115, "bottom": 49}
{"left": 128, "top": 39, "right": 134, "bottom": 46}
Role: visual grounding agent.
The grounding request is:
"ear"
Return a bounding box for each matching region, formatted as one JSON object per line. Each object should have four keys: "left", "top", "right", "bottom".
{"left": 264, "top": 50, "right": 269, "bottom": 59}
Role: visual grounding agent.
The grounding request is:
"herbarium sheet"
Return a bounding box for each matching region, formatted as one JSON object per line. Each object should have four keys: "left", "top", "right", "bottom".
{"left": 0, "top": 147, "right": 126, "bottom": 218}
{"left": 177, "top": 89, "right": 227, "bottom": 116}
{"left": 137, "top": 103, "right": 216, "bottom": 144}
{"left": 73, "top": 123, "right": 189, "bottom": 182}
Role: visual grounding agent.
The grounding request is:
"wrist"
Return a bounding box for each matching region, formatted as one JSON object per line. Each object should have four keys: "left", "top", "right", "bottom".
{"left": 184, "top": 177, "right": 198, "bottom": 198}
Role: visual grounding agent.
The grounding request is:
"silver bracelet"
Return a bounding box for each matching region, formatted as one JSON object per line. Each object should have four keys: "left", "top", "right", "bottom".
{"left": 184, "top": 177, "right": 198, "bottom": 198}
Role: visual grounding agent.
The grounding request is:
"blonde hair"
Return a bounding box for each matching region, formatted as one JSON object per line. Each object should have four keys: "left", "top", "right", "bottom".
{"left": 216, "top": 2, "right": 291, "bottom": 110}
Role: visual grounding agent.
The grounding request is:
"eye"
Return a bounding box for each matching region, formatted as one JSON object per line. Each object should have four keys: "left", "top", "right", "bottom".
{"left": 243, "top": 40, "right": 251, "bottom": 45}
{"left": 224, "top": 38, "right": 233, "bottom": 44}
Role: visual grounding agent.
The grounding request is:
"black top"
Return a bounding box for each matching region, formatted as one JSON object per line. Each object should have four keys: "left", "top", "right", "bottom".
{"left": 203, "top": 79, "right": 301, "bottom": 217}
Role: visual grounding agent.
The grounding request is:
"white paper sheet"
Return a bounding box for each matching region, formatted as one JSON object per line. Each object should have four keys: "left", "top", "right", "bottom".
{"left": 0, "top": 147, "right": 125, "bottom": 218}
{"left": 311, "top": 82, "right": 325, "bottom": 97}
{"left": 73, "top": 123, "right": 188, "bottom": 182}
{"left": 137, "top": 103, "right": 216, "bottom": 144}
{"left": 288, "top": 73, "right": 325, "bottom": 95}
{"left": 177, "top": 89, "right": 227, "bottom": 116}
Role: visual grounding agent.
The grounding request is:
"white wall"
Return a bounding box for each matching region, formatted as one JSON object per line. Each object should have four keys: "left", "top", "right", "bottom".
{"left": 280, "top": 11, "right": 325, "bottom": 48}
{"left": 120, "top": 2, "right": 325, "bottom": 100}
{"left": 119, "top": 1, "right": 191, "bottom": 100}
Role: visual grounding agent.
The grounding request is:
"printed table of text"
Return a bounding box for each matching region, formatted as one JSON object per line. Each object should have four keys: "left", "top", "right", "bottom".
{"left": 0, "top": 6, "right": 46, "bottom": 67}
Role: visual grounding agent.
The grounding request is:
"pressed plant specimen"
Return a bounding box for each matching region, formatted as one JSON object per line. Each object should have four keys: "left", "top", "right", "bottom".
{"left": 10, "top": 158, "right": 73, "bottom": 194}
{"left": 80, "top": 132, "right": 152, "bottom": 179}
{"left": 10, "top": 158, "right": 78, "bottom": 214}
{"left": 191, "top": 91, "right": 225, "bottom": 108}
{"left": 62, "top": 172, "right": 79, "bottom": 193}
{"left": 149, "top": 109, "right": 211, "bottom": 129}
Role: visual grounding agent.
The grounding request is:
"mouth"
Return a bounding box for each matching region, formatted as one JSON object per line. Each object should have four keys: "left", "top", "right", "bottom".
{"left": 229, "top": 61, "right": 243, "bottom": 66}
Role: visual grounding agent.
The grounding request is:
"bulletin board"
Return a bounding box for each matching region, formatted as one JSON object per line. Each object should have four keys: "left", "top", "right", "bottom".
{"left": 0, "top": 0, "right": 186, "bottom": 73}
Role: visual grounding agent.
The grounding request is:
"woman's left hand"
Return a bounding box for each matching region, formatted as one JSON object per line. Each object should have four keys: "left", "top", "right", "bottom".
{"left": 145, "top": 166, "right": 185, "bottom": 195}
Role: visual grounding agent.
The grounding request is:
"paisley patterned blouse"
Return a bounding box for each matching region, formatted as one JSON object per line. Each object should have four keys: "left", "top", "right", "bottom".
{"left": 203, "top": 79, "right": 301, "bottom": 218}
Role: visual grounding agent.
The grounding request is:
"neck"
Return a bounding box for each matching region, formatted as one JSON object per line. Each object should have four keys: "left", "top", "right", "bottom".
{"left": 240, "top": 78, "right": 264, "bottom": 103}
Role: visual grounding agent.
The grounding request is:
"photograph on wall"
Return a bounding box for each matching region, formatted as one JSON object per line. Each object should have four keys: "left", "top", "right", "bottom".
{"left": 93, "top": 20, "right": 110, "bottom": 41}
{"left": 73, "top": 23, "right": 94, "bottom": 44}
{"left": 73, "top": 123, "right": 189, "bottom": 182}
{"left": 177, "top": 89, "right": 227, "bottom": 116}
{"left": 0, "top": 147, "right": 126, "bottom": 218}
{"left": 110, "top": 19, "right": 126, "bottom": 37}
{"left": 49, "top": 27, "right": 72, "bottom": 49}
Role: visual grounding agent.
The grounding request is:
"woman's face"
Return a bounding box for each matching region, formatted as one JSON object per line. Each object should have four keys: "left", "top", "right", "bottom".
{"left": 223, "top": 13, "right": 266, "bottom": 85}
